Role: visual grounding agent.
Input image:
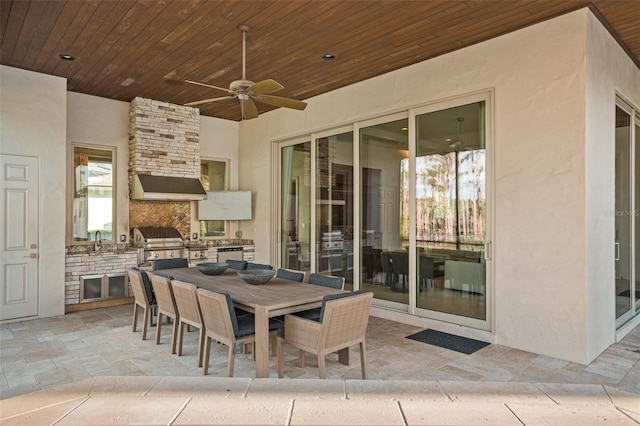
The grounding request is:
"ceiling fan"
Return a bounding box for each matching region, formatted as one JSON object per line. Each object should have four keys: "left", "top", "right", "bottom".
{"left": 183, "top": 25, "right": 307, "bottom": 120}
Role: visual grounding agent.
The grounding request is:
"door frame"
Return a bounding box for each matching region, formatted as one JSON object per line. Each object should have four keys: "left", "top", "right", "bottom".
{"left": 272, "top": 136, "right": 312, "bottom": 270}
{"left": 615, "top": 96, "right": 638, "bottom": 329}
{"left": 408, "top": 91, "right": 494, "bottom": 331}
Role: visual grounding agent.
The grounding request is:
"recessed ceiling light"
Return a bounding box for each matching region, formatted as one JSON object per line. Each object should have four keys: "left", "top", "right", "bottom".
{"left": 58, "top": 54, "right": 76, "bottom": 61}
{"left": 322, "top": 54, "right": 335, "bottom": 60}
{"left": 401, "top": 127, "right": 408, "bottom": 131}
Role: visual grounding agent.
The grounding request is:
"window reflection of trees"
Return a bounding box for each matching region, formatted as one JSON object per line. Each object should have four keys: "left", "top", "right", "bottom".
{"left": 401, "top": 148, "right": 485, "bottom": 248}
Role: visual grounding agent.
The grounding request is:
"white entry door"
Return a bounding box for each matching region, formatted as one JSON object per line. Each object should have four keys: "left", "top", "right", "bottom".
{"left": 0, "top": 154, "right": 39, "bottom": 320}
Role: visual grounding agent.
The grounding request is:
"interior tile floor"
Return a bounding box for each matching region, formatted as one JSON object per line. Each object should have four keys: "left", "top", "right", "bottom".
{"left": 1, "top": 304, "right": 639, "bottom": 424}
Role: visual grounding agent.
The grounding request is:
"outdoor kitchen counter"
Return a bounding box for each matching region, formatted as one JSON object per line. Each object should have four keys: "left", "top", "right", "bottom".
{"left": 64, "top": 250, "right": 138, "bottom": 306}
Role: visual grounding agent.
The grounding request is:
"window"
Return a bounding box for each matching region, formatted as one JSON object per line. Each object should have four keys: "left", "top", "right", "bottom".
{"left": 403, "top": 146, "right": 486, "bottom": 249}
{"left": 199, "top": 158, "right": 228, "bottom": 237}
{"left": 72, "top": 146, "right": 115, "bottom": 243}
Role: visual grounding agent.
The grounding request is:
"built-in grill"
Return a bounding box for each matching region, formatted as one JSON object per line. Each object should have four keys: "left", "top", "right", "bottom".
{"left": 321, "top": 230, "right": 344, "bottom": 250}
{"left": 133, "top": 227, "right": 187, "bottom": 266}
{"left": 320, "top": 230, "right": 343, "bottom": 272}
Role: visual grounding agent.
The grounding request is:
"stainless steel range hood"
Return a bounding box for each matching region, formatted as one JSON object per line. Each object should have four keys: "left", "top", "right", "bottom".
{"left": 131, "top": 174, "right": 207, "bottom": 201}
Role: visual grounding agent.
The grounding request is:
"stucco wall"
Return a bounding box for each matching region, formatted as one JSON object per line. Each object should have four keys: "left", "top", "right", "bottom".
{"left": 584, "top": 12, "right": 640, "bottom": 360}
{"left": 197, "top": 115, "right": 241, "bottom": 240}
{"left": 236, "top": 9, "right": 637, "bottom": 363}
{"left": 67, "top": 92, "right": 131, "bottom": 243}
{"left": 0, "top": 65, "right": 67, "bottom": 318}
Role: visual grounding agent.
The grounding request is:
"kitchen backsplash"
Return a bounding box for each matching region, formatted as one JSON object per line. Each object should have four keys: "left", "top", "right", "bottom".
{"left": 129, "top": 199, "right": 191, "bottom": 239}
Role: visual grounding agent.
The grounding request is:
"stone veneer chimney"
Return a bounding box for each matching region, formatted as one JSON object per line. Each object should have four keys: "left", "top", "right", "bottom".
{"left": 128, "top": 97, "right": 200, "bottom": 237}
{"left": 129, "top": 97, "right": 200, "bottom": 179}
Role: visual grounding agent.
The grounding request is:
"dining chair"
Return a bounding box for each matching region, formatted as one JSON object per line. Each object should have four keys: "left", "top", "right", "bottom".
{"left": 170, "top": 280, "right": 206, "bottom": 368}
{"left": 127, "top": 268, "right": 157, "bottom": 341}
{"left": 131, "top": 266, "right": 156, "bottom": 304}
{"left": 276, "top": 268, "right": 306, "bottom": 282}
{"left": 308, "top": 273, "right": 345, "bottom": 289}
{"left": 418, "top": 256, "right": 436, "bottom": 290}
{"left": 293, "top": 273, "right": 346, "bottom": 322}
{"left": 197, "top": 289, "right": 282, "bottom": 376}
{"left": 277, "top": 291, "right": 373, "bottom": 379}
{"left": 247, "top": 262, "right": 273, "bottom": 270}
{"left": 389, "top": 251, "right": 409, "bottom": 291}
{"left": 225, "top": 259, "right": 248, "bottom": 270}
{"left": 153, "top": 258, "right": 188, "bottom": 270}
{"left": 148, "top": 272, "right": 180, "bottom": 354}
{"left": 380, "top": 251, "right": 393, "bottom": 286}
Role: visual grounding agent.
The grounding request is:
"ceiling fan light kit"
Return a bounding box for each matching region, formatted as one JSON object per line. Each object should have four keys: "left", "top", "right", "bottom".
{"left": 184, "top": 25, "right": 307, "bottom": 120}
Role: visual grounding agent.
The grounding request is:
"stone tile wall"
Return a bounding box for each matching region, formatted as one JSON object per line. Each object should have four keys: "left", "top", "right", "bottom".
{"left": 64, "top": 252, "right": 138, "bottom": 305}
{"left": 129, "top": 97, "right": 200, "bottom": 179}
{"left": 128, "top": 97, "right": 199, "bottom": 235}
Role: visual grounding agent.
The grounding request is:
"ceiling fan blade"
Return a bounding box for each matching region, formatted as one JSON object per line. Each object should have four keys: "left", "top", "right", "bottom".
{"left": 185, "top": 96, "right": 234, "bottom": 106}
{"left": 248, "top": 79, "right": 284, "bottom": 95}
{"left": 241, "top": 98, "right": 259, "bottom": 120}
{"left": 256, "top": 94, "right": 307, "bottom": 111}
{"left": 185, "top": 80, "right": 232, "bottom": 93}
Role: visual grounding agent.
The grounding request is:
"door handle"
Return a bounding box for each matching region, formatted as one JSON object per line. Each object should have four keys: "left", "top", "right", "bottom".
{"left": 484, "top": 241, "right": 492, "bottom": 261}
{"left": 24, "top": 253, "right": 38, "bottom": 258}
{"left": 615, "top": 242, "right": 620, "bottom": 261}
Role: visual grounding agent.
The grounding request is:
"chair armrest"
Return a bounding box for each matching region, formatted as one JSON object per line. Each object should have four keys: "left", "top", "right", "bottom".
{"left": 284, "top": 314, "right": 321, "bottom": 348}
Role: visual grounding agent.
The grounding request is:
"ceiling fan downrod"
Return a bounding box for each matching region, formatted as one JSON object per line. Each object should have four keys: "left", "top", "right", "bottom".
{"left": 239, "top": 24, "right": 249, "bottom": 81}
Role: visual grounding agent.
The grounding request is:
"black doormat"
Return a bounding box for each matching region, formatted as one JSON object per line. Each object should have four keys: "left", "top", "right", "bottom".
{"left": 406, "top": 329, "right": 490, "bottom": 355}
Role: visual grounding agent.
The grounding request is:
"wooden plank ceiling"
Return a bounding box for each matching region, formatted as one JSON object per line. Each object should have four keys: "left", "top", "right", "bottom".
{"left": 1, "top": 0, "right": 638, "bottom": 121}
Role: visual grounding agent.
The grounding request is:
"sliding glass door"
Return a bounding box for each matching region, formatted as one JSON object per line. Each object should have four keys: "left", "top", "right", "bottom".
{"left": 280, "top": 140, "right": 311, "bottom": 273}
{"left": 359, "top": 115, "right": 410, "bottom": 307}
{"left": 413, "top": 101, "right": 487, "bottom": 323}
{"left": 615, "top": 99, "right": 638, "bottom": 328}
{"left": 316, "top": 131, "right": 354, "bottom": 288}
{"left": 275, "top": 93, "right": 492, "bottom": 330}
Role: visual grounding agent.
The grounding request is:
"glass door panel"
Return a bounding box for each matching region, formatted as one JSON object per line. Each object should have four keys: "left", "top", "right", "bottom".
{"left": 360, "top": 118, "right": 409, "bottom": 305}
{"left": 281, "top": 141, "right": 311, "bottom": 273}
{"left": 635, "top": 117, "right": 640, "bottom": 313}
{"left": 414, "top": 102, "right": 487, "bottom": 320}
{"left": 615, "top": 106, "right": 632, "bottom": 322}
{"left": 316, "top": 132, "right": 354, "bottom": 290}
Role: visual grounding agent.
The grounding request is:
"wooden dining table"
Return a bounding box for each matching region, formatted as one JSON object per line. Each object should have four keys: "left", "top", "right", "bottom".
{"left": 160, "top": 267, "right": 346, "bottom": 378}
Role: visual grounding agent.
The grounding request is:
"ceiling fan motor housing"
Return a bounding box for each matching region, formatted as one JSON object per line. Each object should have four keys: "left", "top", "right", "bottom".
{"left": 230, "top": 79, "right": 255, "bottom": 93}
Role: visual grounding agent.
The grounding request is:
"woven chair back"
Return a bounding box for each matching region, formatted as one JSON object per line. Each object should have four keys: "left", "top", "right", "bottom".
{"left": 196, "top": 289, "right": 235, "bottom": 346}
{"left": 171, "top": 280, "right": 203, "bottom": 328}
{"left": 321, "top": 292, "right": 373, "bottom": 350}
{"left": 128, "top": 269, "right": 150, "bottom": 306}
{"left": 148, "top": 273, "right": 177, "bottom": 318}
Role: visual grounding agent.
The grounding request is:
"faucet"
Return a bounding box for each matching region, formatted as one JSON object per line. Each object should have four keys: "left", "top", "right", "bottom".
{"left": 94, "top": 231, "right": 102, "bottom": 252}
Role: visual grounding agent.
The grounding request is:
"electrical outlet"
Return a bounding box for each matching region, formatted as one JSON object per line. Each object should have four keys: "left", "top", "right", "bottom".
{"left": 233, "top": 342, "right": 244, "bottom": 354}
{"left": 120, "top": 234, "right": 126, "bottom": 242}
{"left": 192, "top": 233, "right": 198, "bottom": 240}
{"left": 235, "top": 231, "right": 242, "bottom": 238}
